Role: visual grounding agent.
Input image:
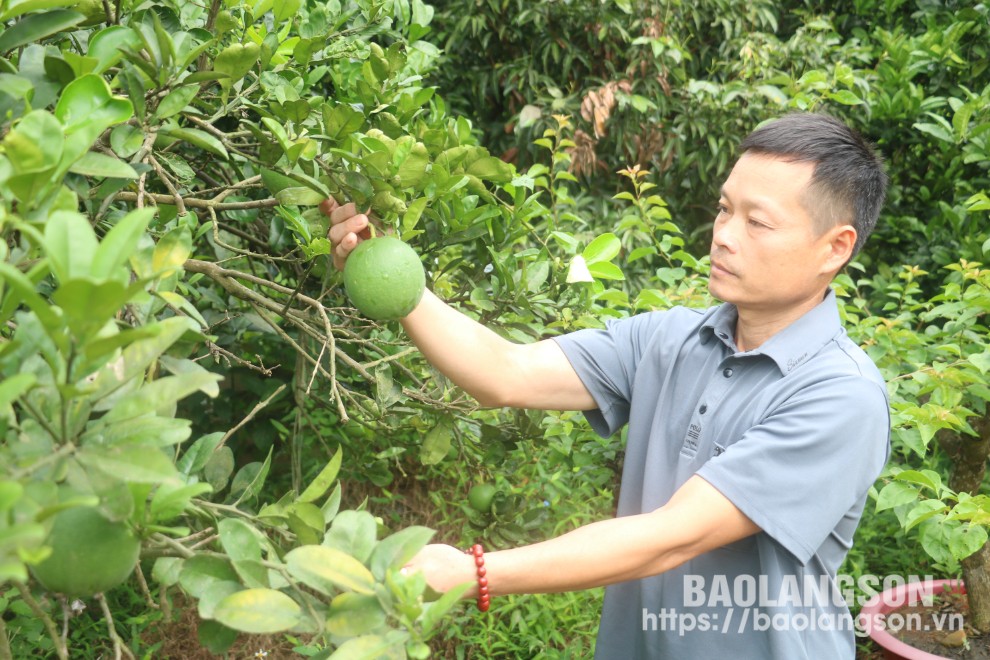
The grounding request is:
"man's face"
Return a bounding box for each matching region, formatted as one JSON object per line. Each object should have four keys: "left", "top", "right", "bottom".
{"left": 708, "top": 153, "right": 847, "bottom": 312}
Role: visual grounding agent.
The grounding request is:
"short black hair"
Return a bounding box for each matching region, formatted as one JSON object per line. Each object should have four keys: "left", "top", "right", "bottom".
{"left": 739, "top": 113, "right": 888, "bottom": 257}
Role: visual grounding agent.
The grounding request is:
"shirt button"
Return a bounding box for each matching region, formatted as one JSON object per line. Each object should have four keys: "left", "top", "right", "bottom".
{"left": 723, "top": 367, "right": 734, "bottom": 378}
{"left": 699, "top": 404, "right": 708, "bottom": 414}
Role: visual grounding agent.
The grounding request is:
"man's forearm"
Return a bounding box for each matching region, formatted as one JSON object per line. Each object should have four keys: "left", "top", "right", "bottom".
{"left": 413, "top": 476, "right": 759, "bottom": 597}
{"left": 400, "top": 290, "right": 520, "bottom": 407}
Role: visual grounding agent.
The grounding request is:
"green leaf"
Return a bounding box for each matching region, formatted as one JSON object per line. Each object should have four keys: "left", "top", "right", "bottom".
{"left": 76, "top": 445, "right": 180, "bottom": 484}
{"left": 369, "top": 526, "right": 434, "bottom": 581}
{"left": 969, "top": 351, "right": 990, "bottom": 375}
{"left": 151, "top": 557, "right": 184, "bottom": 587}
{"left": 0, "top": 481, "right": 24, "bottom": 512}
{"left": 827, "top": 90, "right": 863, "bottom": 105}
{"left": 276, "top": 187, "right": 326, "bottom": 206}
{"left": 298, "top": 448, "right": 343, "bottom": 503}
{"left": 0, "top": 373, "right": 36, "bottom": 408}
{"left": 286, "top": 501, "right": 326, "bottom": 546}
{"left": 2, "top": 110, "right": 63, "bottom": 174}
{"left": 0, "top": 9, "right": 84, "bottom": 54}
{"left": 149, "top": 482, "right": 212, "bottom": 523}
{"left": 420, "top": 418, "right": 452, "bottom": 466}
{"left": 90, "top": 316, "right": 198, "bottom": 400}
{"left": 876, "top": 481, "right": 920, "bottom": 511}
{"left": 903, "top": 499, "right": 948, "bottom": 531}
{"left": 86, "top": 26, "right": 140, "bottom": 75}
{"left": 328, "top": 632, "right": 408, "bottom": 660}
{"left": 0, "top": 0, "right": 75, "bottom": 21}
{"left": 323, "top": 511, "right": 377, "bottom": 564}
{"left": 464, "top": 155, "right": 513, "bottom": 183}
{"left": 110, "top": 124, "right": 144, "bottom": 158}
{"left": 152, "top": 226, "right": 193, "bottom": 276}
{"left": 218, "top": 518, "right": 263, "bottom": 562}
{"left": 91, "top": 208, "right": 154, "bottom": 281}
{"left": 913, "top": 122, "right": 954, "bottom": 144}
{"left": 214, "top": 42, "right": 260, "bottom": 89}
{"left": 285, "top": 545, "right": 376, "bottom": 595}
{"left": 178, "top": 555, "right": 239, "bottom": 598}
{"left": 44, "top": 211, "right": 98, "bottom": 283}
{"left": 54, "top": 74, "right": 133, "bottom": 139}
{"left": 159, "top": 127, "right": 229, "bottom": 160}
{"left": 197, "top": 581, "right": 244, "bottom": 620}
{"left": 894, "top": 469, "right": 942, "bottom": 494}
{"left": 421, "top": 582, "right": 471, "bottom": 635}
{"left": 67, "top": 151, "right": 138, "bottom": 179}
{"left": 177, "top": 432, "right": 225, "bottom": 475}
{"left": 230, "top": 450, "right": 272, "bottom": 505}
{"left": 947, "top": 524, "right": 988, "bottom": 561}
{"left": 99, "top": 371, "right": 222, "bottom": 422}
{"left": 204, "top": 446, "right": 235, "bottom": 493}
{"left": 583, "top": 233, "right": 621, "bottom": 264}
{"left": 154, "top": 84, "right": 199, "bottom": 120}
{"left": 53, "top": 278, "right": 133, "bottom": 338}
{"left": 326, "top": 593, "right": 387, "bottom": 637}
{"left": 213, "top": 589, "right": 301, "bottom": 634}
{"left": 588, "top": 261, "right": 625, "bottom": 281}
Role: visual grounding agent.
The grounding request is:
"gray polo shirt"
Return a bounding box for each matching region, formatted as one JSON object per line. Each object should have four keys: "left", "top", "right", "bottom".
{"left": 553, "top": 289, "right": 890, "bottom": 660}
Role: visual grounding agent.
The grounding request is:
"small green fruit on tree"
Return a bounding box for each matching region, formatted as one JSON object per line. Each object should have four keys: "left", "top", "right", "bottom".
{"left": 32, "top": 507, "right": 141, "bottom": 599}
{"left": 343, "top": 237, "right": 426, "bottom": 320}
{"left": 468, "top": 483, "right": 498, "bottom": 514}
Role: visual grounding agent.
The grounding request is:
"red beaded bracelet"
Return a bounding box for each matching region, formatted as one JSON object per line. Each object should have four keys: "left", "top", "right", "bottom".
{"left": 465, "top": 543, "right": 490, "bottom": 612}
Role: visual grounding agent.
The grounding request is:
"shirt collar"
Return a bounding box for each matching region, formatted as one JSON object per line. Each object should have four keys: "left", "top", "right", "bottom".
{"left": 700, "top": 289, "right": 843, "bottom": 375}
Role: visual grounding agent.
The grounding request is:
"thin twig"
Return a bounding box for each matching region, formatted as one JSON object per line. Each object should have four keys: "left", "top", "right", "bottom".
{"left": 0, "top": 614, "right": 13, "bottom": 660}
{"left": 96, "top": 593, "right": 135, "bottom": 660}
{"left": 219, "top": 383, "right": 287, "bottom": 449}
{"left": 114, "top": 191, "right": 280, "bottom": 211}
{"left": 134, "top": 565, "right": 158, "bottom": 610}
{"left": 148, "top": 155, "right": 187, "bottom": 216}
{"left": 13, "top": 582, "right": 67, "bottom": 660}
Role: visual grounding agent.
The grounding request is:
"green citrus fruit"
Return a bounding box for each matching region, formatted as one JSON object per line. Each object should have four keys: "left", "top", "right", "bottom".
{"left": 32, "top": 506, "right": 141, "bottom": 598}
{"left": 468, "top": 484, "right": 497, "bottom": 514}
{"left": 343, "top": 237, "right": 425, "bottom": 320}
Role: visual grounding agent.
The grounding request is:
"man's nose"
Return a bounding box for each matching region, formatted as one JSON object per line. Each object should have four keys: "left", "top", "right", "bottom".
{"left": 712, "top": 216, "right": 739, "bottom": 253}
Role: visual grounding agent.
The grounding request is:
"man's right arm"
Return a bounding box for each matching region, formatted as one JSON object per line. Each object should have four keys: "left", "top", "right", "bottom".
{"left": 325, "top": 199, "right": 596, "bottom": 412}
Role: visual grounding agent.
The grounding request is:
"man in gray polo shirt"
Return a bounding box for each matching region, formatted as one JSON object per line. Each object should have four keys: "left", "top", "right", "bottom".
{"left": 324, "top": 112, "right": 890, "bottom": 659}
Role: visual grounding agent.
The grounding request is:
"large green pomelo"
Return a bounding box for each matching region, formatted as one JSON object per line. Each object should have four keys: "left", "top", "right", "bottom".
{"left": 32, "top": 506, "right": 141, "bottom": 598}
{"left": 343, "top": 237, "right": 426, "bottom": 320}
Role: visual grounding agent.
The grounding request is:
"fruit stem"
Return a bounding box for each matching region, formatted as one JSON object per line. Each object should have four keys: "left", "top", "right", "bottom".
{"left": 369, "top": 223, "right": 378, "bottom": 239}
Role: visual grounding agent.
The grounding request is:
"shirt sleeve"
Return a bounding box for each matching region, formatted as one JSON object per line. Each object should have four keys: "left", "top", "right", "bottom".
{"left": 552, "top": 311, "right": 668, "bottom": 438}
{"left": 696, "top": 375, "right": 890, "bottom": 564}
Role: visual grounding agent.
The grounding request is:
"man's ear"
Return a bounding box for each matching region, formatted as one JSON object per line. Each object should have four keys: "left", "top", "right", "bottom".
{"left": 823, "top": 224, "right": 857, "bottom": 273}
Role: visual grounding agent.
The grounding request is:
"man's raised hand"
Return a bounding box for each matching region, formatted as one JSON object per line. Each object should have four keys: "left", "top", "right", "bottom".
{"left": 321, "top": 198, "right": 372, "bottom": 271}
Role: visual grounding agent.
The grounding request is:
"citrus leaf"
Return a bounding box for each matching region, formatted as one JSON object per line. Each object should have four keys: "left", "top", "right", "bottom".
{"left": 328, "top": 632, "right": 409, "bottom": 660}
{"left": 218, "top": 519, "right": 262, "bottom": 562}
{"left": 76, "top": 445, "right": 180, "bottom": 484}
{"left": 44, "top": 211, "right": 97, "bottom": 283}
{"left": 91, "top": 208, "right": 154, "bottom": 280}
{"left": 369, "top": 526, "right": 434, "bottom": 581}
{"left": 582, "top": 233, "right": 621, "bottom": 264}
{"left": 326, "top": 593, "right": 387, "bottom": 637}
{"left": 285, "top": 545, "right": 376, "bottom": 595}
{"left": 67, "top": 151, "right": 138, "bottom": 179}
{"left": 0, "top": 9, "right": 83, "bottom": 53}
{"left": 298, "top": 448, "right": 343, "bottom": 503}
{"left": 159, "top": 126, "right": 229, "bottom": 160}
{"left": 213, "top": 588, "right": 301, "bottom": 634}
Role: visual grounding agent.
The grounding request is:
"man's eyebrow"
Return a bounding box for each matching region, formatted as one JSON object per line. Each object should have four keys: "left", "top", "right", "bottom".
{"left": 719, "top": 185, "right": 776, "bottom": 216}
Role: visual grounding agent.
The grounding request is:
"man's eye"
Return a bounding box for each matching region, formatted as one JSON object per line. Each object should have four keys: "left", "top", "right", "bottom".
{"left": 716, "top": 204, "right": 728, "bottom": 216}
{"left": 749, "top": 219, "right": 767, "bottom": 228}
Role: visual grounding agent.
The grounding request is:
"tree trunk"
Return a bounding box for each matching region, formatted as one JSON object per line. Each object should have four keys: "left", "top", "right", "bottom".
{"left": 938, "top": 415, "right": 990, "bottom": 632}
